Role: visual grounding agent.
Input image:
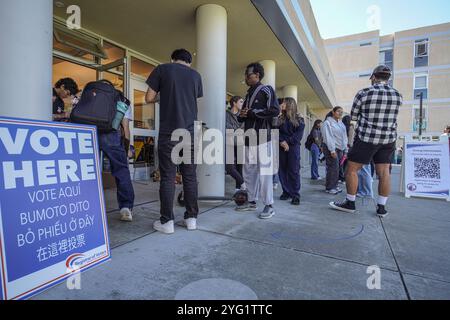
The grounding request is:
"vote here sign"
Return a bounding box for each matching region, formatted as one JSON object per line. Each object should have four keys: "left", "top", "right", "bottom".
{"left": 0, "top": 117, "right": 110, "bottom": 300}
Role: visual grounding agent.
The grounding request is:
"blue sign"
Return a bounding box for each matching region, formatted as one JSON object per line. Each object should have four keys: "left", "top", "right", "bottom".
{"left": 0, "top": 117, "right": 110, "bottom": 300}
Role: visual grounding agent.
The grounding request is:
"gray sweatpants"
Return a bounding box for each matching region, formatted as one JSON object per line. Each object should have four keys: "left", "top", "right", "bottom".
{"left": 323, "top": 145, "right": 343, "bottom": 191}
{"left": 243, "top": 142, "right": 275, "bottom": 206}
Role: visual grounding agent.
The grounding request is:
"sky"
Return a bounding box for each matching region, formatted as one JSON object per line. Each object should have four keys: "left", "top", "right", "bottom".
{"left": 310, "top": 0, "right": 450, "bottom": 39}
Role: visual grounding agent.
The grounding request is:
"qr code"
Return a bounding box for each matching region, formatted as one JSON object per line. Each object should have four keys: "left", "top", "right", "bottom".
{"left": 414, "top": 158, "right": 441, "bottom": 179}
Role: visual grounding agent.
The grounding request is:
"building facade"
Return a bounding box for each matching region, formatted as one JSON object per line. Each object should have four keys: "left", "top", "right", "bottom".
{"left": 0, "top": 0, "right": 336, "bottom": 197}
{"left": 325, "top": 22, "right": 450, "bottom": 141}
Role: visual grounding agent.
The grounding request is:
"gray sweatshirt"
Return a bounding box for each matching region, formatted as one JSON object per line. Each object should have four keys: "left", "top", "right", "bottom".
{"left": 226, "top": 109, "right": 242, "bottom": 131}
{"left": 321, "top": 116, "right": 348, "bottom": 153}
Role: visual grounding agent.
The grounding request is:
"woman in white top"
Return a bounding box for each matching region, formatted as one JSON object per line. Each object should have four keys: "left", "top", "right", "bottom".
{"left": 321, "top": 106, "right": 348, "bottom": 194}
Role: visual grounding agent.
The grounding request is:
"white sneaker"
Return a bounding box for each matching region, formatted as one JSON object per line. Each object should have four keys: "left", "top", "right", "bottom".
{"left": 120, "top": 208, "right": 133, "bottom": 222}
{"left": 183, "top": 218, "right": 197, "bottom": 231}
{"left": 153, "top": 220, "right": 174, "bottom": 234}
{"left": 273, "top": 183, "right": 279, "bottom": 190}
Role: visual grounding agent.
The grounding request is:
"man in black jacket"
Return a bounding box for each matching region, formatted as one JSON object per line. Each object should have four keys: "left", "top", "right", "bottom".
{"left": 237, "top": 63, "right": 280, "bottom": 219}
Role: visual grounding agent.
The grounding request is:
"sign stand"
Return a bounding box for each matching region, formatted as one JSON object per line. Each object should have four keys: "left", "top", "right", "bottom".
{"left": 400, "top": 134, "right": 450, "bottom": 201}
{"left": 0, "top": 117, "right": 111, "bottom": 300}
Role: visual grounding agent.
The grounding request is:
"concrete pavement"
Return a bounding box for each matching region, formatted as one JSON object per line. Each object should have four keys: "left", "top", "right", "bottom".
{"left": 34, "top": 166, "right": 450, "bottom": 300}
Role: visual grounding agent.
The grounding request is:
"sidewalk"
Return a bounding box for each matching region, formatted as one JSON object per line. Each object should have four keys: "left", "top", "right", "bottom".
{"left": 35, "top": 166, "right": 450, "bottom": 300}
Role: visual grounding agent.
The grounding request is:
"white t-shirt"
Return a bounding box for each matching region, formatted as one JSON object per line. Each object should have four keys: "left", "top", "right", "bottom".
{"left": 124, "top": 107, "right": 132, "bottom": 121}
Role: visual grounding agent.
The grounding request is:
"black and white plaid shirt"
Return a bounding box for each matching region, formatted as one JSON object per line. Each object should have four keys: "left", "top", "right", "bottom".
{"left": 351, "top": 83, "right": 403, "bottom": 145}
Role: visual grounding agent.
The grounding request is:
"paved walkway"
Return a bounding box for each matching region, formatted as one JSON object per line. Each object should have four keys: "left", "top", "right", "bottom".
{"left": 35, "top": 166, "right": 450, "bottom": 300}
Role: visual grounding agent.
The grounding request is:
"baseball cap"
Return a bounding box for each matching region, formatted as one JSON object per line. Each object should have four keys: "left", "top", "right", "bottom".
{"left": 371, "top": 65, "right": 392, "bottom": 79}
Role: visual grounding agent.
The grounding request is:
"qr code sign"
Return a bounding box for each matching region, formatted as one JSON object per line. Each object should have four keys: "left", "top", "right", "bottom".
{"left": 414, "top": 158, "right": 441, "bottom": 179}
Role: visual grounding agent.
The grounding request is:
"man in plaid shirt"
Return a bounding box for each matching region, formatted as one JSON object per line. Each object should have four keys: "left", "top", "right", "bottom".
{"left": 330, "top": 65, "right": 403, "bottom": 218}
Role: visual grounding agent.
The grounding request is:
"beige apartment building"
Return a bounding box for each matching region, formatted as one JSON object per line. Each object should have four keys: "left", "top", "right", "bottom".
{"left": 325, "top": 22, "right": 450, "bottom": 141}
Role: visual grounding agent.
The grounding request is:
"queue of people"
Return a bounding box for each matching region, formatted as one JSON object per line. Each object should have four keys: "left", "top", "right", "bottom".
{"left": 54, "top": 48, "right": 403, "bottom": 235}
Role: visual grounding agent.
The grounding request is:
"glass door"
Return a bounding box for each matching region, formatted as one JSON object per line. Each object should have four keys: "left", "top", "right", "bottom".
{"left": 130, "top": 78, "right": 159, "bottom": 173}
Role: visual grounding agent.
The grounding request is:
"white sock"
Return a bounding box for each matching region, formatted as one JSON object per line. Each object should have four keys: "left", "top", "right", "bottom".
{"left": 347, "top": 194, "right": 356, "bottom": 202}
{"left": 378, "top": 196, "right": 388, "bottom": 206}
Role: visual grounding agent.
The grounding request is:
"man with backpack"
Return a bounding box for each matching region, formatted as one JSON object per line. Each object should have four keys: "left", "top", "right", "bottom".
{"left": 70, "top": 80, "right": 135, "bottom": 222}
{"left": 237, "top": 62, "right": 280, "bottom": 219}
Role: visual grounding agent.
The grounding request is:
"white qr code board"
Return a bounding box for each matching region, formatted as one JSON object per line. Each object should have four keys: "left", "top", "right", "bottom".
{"left": 404, "top": 137, "right": 450, "bottom": 201}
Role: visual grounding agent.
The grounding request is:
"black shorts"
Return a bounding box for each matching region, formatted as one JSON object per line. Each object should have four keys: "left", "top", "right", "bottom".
{"left": 347, "top": 137, "right": 396, "bottom": 165}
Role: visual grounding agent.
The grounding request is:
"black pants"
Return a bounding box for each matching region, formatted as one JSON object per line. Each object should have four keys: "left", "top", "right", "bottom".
{"left": 226, "top": 145, "right": 244, "bottom": 189}
{"left": 158, "top": 134, "right": 198, "bottom": 224}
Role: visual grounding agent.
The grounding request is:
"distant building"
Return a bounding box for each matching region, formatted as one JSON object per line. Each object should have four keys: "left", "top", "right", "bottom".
{"left": 325, "top": 22, "right": 450, "bottom": 141}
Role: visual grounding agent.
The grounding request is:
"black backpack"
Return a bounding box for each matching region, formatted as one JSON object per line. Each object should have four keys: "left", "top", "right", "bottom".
{"left": 305, "top": 133, "right": 315, "bottom": 151}
{"left": 70, "top": 80, "right": 120, "bottom": 133}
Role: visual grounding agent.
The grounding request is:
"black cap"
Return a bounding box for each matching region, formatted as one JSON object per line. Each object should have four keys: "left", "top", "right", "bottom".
{"left": 371, "top": 65, "right": 392, "bottom": 78}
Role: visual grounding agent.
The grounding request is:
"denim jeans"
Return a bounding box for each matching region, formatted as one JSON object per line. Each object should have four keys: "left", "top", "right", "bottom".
{"left": 273, "top": 173, "right": 280, "bottom": 184}
{"left": 357, "top": 164, "right": 374, "bottom": 198}
{"left": 310, "top": 143, "right": 320, "bottom": 179}
{"left": 98, "top": 131, "right": 135, "bottom": 210}
{"left": 158, "top": 134, "right": 198, "bottom": 224}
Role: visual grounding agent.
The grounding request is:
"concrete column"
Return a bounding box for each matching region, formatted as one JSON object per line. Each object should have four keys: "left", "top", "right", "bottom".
{"left": 259, "top": 60, "right": 276, "bottom": 89}
{"left": 282, "top": 85, "right": 298, "bottom": 103}
{"left": 0, "top": 0, "right": 53, "bottom": 121}
{"left": 298, "top": 102, "right": 310, "bottom": 167}
{"left": 196, "top": 4, "right": 227, "bottom": 198}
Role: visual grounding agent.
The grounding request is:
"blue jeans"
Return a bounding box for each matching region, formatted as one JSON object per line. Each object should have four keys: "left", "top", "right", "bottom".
{"left": 99, "top": 131, "right": 135, "bottom": 210}
{"left": 357, "top": 164, "right": 373, "bottom": 198}
{"left": 310, "top": 143, "right": 320, "bottom": 179}
{"left": 273, "top": 173, "right": 280, "bottom": 184}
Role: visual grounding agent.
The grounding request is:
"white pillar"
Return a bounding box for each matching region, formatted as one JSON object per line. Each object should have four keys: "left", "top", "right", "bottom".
{"left": 196, "top": 4, "right": 227, "bottom": 198}
{"left": 0, "top": 0, "right": 53, "bottom": 121}
{"left": 259, "top": 60, "right": 276, "bottom": 89}
{"left": 282, "top": 85, "right": 298, "bottom": 103}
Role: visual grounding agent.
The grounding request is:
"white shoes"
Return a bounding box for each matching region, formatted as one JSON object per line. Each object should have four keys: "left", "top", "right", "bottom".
{"left": 153, "top": 220, "right": 175, "bottom": 234}
{"left": 120, "top": 208, "right": 133, "bottom": 222}
{"left": 183, "top": 218, "right": 197, "bottom": 231}
{"left": 153, "top": 219, "right": 197, "bottom": 234}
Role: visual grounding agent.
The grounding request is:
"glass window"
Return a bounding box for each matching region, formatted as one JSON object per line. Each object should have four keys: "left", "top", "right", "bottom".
{"left": 53, "top": 24, "right": 106, "bottom": 60}
{"left": 133, "top": 89, "right": 155, "bottom": 130}
{"left": 414, "top": 74, "right": 428, "bottom": 89}
{"left": 415, "top": 39, "right": 429, "bottom": 57}
{"left": 379, "top": 49, "right": 393, "bottom": 70}
{"left": 133, "top": 136, "right": 155, "bottom": 166}
{"left": 52, "top": 57, "right": 97, "bottom": 112}
{"left": 131, "top": 57, "right": 155, "bottom": 78}
{"left": 103, "top": 72, "right": 124, "bottom": 93}
{"left": 102, "top": 41, "right": 126, "bottom": 65}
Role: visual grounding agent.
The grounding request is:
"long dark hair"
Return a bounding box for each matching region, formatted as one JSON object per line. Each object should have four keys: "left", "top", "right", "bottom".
{"left": 310, "top": 119, "right": 322, "bottom": 135}
{"left": 281, "top": 97, "right": 301, "bottom": 128}
{"left": 325, "top": 106, "right": 343, "bottom": 121}
{"left": 342, "top": 115, "right": 351, "bottom": 135}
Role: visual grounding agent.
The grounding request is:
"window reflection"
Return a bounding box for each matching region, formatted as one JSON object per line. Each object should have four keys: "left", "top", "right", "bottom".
{"left": 133, "top": 90, "right": 155, "bottom": 130}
